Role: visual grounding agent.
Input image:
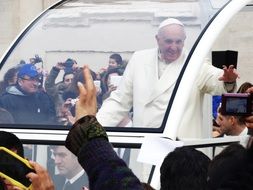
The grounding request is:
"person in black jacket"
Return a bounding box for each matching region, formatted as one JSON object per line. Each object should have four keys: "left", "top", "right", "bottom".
{"left": 0, "top": 64, "right": 56, "bottom": 125}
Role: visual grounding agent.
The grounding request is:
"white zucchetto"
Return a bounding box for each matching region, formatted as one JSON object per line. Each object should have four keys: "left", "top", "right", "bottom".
{"left": 158, "top": 18, "right": 184, "bottom": 30}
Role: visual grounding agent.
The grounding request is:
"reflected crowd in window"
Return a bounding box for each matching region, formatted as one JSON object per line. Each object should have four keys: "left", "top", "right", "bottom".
{"left": 0, "top": 53, "right": 129, "bottom": 127}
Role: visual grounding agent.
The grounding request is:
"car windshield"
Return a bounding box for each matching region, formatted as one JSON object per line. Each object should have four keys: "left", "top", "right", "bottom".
{"left": 0, "top": 0, "right": 227, "bottom": 131}
{"left": 1, "top": 0, "right": 253, "bottom": 188}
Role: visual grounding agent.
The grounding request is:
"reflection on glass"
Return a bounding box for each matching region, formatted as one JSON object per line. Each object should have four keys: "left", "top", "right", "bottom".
{"left": 0, "top": 0, "right": 219, "bottom": 129}
{"left": 50, "top": 145, "right": 89, "bottom": 190}
{"left": 24, "top": 144, "right": 153, "bottom": 188}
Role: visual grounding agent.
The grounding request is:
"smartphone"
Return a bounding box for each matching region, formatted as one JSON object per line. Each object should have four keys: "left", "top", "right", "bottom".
{"left": 0, "top": 147, "right": 35, "bottom": 189}
{"left": 212, "top": 50, "right": 238, "bottom": 69}
{"left": 221, "top": 93, "right": 253, "bottom": 116}
{"left": 110, "top": 75, "right": 122, "bottom": 87}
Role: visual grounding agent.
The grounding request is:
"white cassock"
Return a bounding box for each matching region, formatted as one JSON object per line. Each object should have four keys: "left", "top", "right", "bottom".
{"left": 97, "top": 47, "right": 227, "bottom": 139}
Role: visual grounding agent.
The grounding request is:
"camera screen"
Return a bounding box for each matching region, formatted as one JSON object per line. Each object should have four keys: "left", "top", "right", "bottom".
{"left": 225, "top": 97, "right": 248, "bottom": 114}
{"left": 0, "top": 150, "right": 34, "bottom": 187}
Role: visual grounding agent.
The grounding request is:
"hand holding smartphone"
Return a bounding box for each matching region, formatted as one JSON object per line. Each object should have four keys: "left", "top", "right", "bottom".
{"left": 0, "top": 147, "right": 35, "bottom": 190}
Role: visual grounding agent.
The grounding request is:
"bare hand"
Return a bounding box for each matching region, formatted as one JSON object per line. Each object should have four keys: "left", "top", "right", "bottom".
{"left": 26, "top": 161, "right": 54, "bottom": 190}
{"left": 55, "top": 62, "right": 65, "bottom": 70}
{"left": 218, "top": 65, "right": 239, "bottom": 82}
{"left": 75, "top": 65, "right": 97, "bottom": 121}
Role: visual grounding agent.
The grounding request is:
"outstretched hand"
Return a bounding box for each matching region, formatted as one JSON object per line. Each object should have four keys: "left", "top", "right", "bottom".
{"left": 75, "top": 65, "right": 97, "bottom": 121}
{"left": 218, "top": 65, "right": 239, "bottom": 82}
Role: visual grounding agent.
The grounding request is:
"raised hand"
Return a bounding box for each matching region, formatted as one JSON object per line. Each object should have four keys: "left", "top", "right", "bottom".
{"left": 218, "top": 65, "right": 239, "bottom": 82}
{"left": 75, "top": 65, "right": 97, "bottom": 121}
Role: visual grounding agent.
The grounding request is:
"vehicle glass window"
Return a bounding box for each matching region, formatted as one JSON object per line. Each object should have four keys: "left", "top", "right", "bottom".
{"left": 0, "top": 0, "right": 224, "bottom": 131}
{"left": 24, "top": 144, "right": 155, "bottom": 186}
{"left": 1, "top": 1, "right": 252, "bottom": 187}
{"left": 25, "top": 141, "right": 238, "bottom": 186}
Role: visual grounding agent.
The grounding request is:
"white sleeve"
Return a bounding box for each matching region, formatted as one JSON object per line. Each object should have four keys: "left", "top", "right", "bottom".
{"left": 197, "top": 58, "right": 227, "bottom": 95}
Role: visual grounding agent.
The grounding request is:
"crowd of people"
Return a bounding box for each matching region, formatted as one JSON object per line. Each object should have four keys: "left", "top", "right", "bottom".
{"left": 0, "top": 16, "right": 252, "bottom": 190}
{"left": 0, "top": 53, "right": 127, "bottom": 127}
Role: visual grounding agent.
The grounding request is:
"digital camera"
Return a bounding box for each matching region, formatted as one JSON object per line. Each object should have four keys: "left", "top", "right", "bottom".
{"left": 221, "top": 93, "right": 253, "bottom": 116}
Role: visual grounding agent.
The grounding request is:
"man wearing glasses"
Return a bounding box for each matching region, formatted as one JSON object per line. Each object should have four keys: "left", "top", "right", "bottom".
{"left": 0, "top": 64, "right": 56, "bottom": 125}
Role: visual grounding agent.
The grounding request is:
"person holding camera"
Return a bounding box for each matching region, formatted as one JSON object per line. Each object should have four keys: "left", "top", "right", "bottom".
{"left": 60, "top": 68, "right": 100, "bottom": 126}
{"left": 45, "top": 59, "right": 77, "bottom": 123}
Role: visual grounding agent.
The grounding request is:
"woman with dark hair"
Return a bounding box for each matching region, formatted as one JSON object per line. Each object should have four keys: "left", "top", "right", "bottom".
{"left": 237, "top": 82, "right": 253, "bottom": 93}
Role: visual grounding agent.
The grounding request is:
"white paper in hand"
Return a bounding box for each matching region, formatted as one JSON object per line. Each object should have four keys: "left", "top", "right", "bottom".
{"left": 137, "top": 136, "right": 184, "bottom": 166}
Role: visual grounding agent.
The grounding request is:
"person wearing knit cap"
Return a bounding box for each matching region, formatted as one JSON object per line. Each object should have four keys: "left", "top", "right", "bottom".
{"left": 45, "top": 61, "right": 75, "bottom": 124}
{"left": 97, "top": 17, "right": 238, "bottom": 140}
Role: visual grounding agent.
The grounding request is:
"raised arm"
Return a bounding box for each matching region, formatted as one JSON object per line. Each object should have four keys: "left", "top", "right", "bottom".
{"left": 65, "top": 65, "right": 143, "bottom": 190}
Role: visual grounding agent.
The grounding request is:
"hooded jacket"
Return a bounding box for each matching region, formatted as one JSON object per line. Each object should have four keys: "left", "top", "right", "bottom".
{"left": 0, "top": 85, "right": 56, "bottom": 125}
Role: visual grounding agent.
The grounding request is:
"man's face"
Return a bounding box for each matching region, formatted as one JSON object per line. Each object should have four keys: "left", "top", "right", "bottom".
{"left": 52, "top": 146, "right": 80, "bottom": 179}
{"left": 156, "top": 24, "right": 186, "bottom": 63}
{"left": 216, "top": 113, "right": 233, "bottom": 135}
{"left": 63, "top": 73, "right": 74, "bottom": 86}
{"left": 18, "top": 75, "right": 39, "bottom": 94}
